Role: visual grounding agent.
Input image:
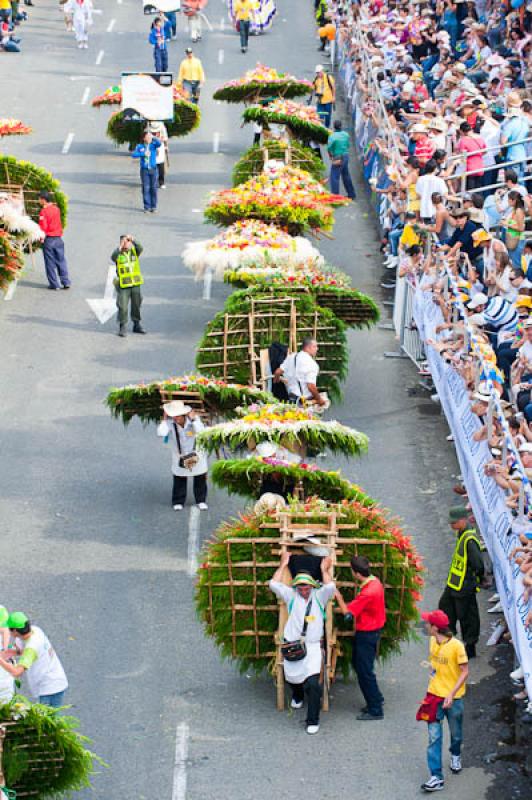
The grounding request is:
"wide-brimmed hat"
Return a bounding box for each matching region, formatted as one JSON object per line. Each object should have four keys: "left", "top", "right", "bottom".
{"left": 507, "top": 92, "right": 523, "bottom": 108}
{"left": 472, "top": 229, "right": 492, "bottom": 244}
{"left": 256, "top": 441, "right": 277, "bottom": 458}
{"left": 163, "top": 400, "right": 192, "bottom": 417}
{"left": 516, "top": 295, "right": 532, "bottom": 309}
{"left": 293, "top": 532, "right": 323, "bottom": 546}
{"left": 428, "top": 118, "right": 447, "bottom": 132}
{"left": 410, "top": 123, "right": 427, "bottom": 134}
{"left": 486, "top": 54, "right": 506, "bottom": 66}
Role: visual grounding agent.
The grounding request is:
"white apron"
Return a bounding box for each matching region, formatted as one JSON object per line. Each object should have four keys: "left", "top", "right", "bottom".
{"left": 157, "top": 418, "right": 208, "bottom": 477}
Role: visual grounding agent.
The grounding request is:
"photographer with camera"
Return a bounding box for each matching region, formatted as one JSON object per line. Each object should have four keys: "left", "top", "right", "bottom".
{"left": 111, "top": 234, "right": 146, "bottom": 338}
{"left": 157, "top": 401, "right": 208, "bottom": 511}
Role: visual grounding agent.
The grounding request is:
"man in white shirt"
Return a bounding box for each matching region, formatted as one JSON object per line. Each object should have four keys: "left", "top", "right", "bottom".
{"left": 0, "top": 612, "right": 68, "bottom": 707}
{"left": 157, "top": 400, "right": 208, "bottom": 511}
{"left": 416, "top": 159, "right": 448, "bottom": 222}
{"left": 274, "top": 337, "right": 325, "bottom": 406}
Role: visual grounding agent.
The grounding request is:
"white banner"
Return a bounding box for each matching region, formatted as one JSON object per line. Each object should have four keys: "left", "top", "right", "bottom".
{"left": 121, "top": 73, "right": 173, "bottom": 121}
{"left": 413, "top": 290, "right": 532, "bottom": 695}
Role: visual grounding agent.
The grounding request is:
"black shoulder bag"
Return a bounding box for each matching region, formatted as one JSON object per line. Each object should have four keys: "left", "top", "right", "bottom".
{"left": 281, "top": 598, "right": 313, "bottom": 662}
{"left": 173, "top": 422, "right": 199, "bottom": 471}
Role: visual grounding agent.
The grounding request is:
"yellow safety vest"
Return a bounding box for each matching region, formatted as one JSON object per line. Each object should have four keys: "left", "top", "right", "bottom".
{"left": 446, "top": 529, "right": 482, "bottom": 592}
{"left": 116, "top": 247, "right": 143, "bottom": 289}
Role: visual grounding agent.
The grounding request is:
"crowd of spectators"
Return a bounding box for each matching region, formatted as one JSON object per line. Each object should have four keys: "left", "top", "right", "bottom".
{"left": 0, "top": 0, "right": 30, "bottom": 52}
{"left": 315, "top": 0, "right": 532, "bottom": 721}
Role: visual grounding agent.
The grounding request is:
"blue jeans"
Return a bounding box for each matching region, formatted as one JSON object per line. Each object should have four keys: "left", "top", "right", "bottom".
{"left": 166, "top": 11, "right": 177, "bottom": 36}
{"left": 506, "top": 237, "right": 525, "bottom": 268}
{"left": 140, "top": 168, "right": 158, "bottom": 210}
{"left": 43, "top": 236, "right": 70, "bottom": 289}
{"left": 330, "top": 154, "right": 355, "bottom": 199}
{"left": 39, "top": 690, "right": 66, "bottom": 708}
{"left": 351, "top": 629, "right": 383, "bottom": 716}
{"left": 427, "top": 698, "right": 464, "bottom": 779}
{"left": 317, "top": 102, "right": 333, "bottom": 129}
{"left": 388, "top": 226, "right": 403, "bottom": 257}
{"left": 154, "top": 48, "right": 168, "bottom": 72}
{"left": 239, "top": 19, "right": 250, "bottom": 49}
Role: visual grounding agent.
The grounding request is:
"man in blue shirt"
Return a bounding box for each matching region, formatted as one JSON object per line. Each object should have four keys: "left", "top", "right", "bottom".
{"left": 501, "top": 96, "right": 529, "bottom": 181}
{"left": 132, "top": 132, "right": 162, "bottom": 213}
{"left": 149, "top": 17, "right": 169, "bottom": 73}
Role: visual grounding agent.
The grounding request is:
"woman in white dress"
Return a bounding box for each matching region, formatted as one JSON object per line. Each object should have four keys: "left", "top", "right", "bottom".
{"left": 64, "top": 0, "right": 93, "bottom": 48}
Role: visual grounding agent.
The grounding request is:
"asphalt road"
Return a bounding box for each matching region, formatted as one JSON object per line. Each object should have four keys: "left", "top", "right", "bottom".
{"left": 0, "top": 1, "right": 496, "bottom": 798}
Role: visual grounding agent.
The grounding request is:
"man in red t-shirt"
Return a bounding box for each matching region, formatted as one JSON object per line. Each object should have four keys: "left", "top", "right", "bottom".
{"left": 335, "top": 555, "right": 386, "bottom": 720}
{"left": 38, "top": 191, "right": 71, "bottom": 290}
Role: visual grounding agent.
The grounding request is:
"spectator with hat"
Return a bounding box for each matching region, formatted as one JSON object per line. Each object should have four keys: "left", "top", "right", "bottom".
{"left": 157, "top": 401, "right": 208, "bottom": 511}
{"left": 312, "top": 64, "right": 335, "bottom": 129}
{"left": 418, "top": 608, "right": 469, "bottom": 793}
{"left": 0, "top": 612, "right": 68, "bottom": 707}
{"left": 438, "top": 507, "right": 484, "bottom": 659}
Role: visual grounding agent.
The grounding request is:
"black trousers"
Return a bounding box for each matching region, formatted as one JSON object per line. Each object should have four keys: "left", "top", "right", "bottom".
{"left": 172, "top": 473, "right": 207, "bottom": 505}
{"left": 439, "top": 587, "right": 480, "bottom": 645}
{"left": 290, "top": 674, "right": 322, "bottom": 726}
{"left": 352, "top": 629, "right": 384, "bottom": 716}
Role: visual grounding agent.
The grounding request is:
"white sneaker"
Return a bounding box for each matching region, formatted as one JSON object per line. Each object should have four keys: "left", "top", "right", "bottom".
{"left": 487, "top": 601, "right": 503, "bottom": 613}
{"left": 510, "top": 666, "right": 524, "bottom": 682}
{"left": 446, "top": 434, "right": 454, "bottom": 441}
{"left": 306, "top": 724, "right": 320, "bottom": 735}
{"left": 421, "top": 776, "right": 444, "bottom": 792}
{"left": 290, "top": 698, "right": 304, "bottom": 709}
{"left": 173, "top": 504, "right": 184, "bottom": 511}
{"left": 197, "top": 502, "right": 208, "bottom": 510}
{"left": 450, "top": 754, "right": 462, "bottom": 773}
{"left": 488, "top": 593, "right": 500, "bottom": 603}
{"left": 430, "top": 393, "right": 440, "bottom": 403}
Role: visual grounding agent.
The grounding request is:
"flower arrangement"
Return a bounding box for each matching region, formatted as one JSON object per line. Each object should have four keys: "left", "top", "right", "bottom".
{"left": 211, "top": 457, "right": 374, "bottom": 505}
{"left": 196, "top": 404, "right": 369, "bottom": 456}
{"left": 0, "top": 697, "right": 106, "bottom": 798}
{"left": 195, "top": 498, "right": 424, "bottom": 674}
{"left": 0, "top": 155, "right": 68, "bottom": 226}
{"left": 232, "top": 141, "right": 325, "bottom": 186}
{"left": 182, "top": 220, "right": 324, "bottom": 280}
{"left": 0, "top": 196, "right": 43, "bottom": 243}
{"left": 213, "top": 64, "right": 313, "bottom": 103}
{"left": 205, "top": 163, "right": 350, "bottom": 234}
{"left": 106, "top": 99, "right": 200, "bottom": 146}
{"left": 92, "top": 83, "right": 190, "bottom": 108}
{"left": 105, "top": 375, "right": 276, "bottom": 425}
{"left": 0, "top": 119, "right": 32, "bottom": 137}
{"left": 243, "top": 100, "right": 330, "bottom": 143}
{"left": 0, "top": 230, "right": 24, "bottom": 292}
{"left": 195, "top": 289, "right": 349, "bottom": 399}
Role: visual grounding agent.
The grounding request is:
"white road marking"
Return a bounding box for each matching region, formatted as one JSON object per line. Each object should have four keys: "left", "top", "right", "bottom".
{"left": 187, "top": 507, "right": 200, "bottom": 577}
{"left": 4, "top": 280, "right": 18, "bottom": 301}
{"left": 62, "top": 132, "right": 75, "bottom": 154}
{"left": 107, "top": 18, "right": 116, "bottom": 33}
{"left": 117, "top": 0, "right": 123, "bottom": 4}
{"left": 80, "top": 87, "right": 90, "bottom": 105}
{"left": 212, "top": 132, "right": 220, "bottom": 153}
{"left": 191, "top": 208, "right": 202, "bottom": 213}
{"left": 86, "top": 264, "right": 117, "bottom": 323}
{"left": 218, "top": 48, "right": 224, "bottom": 64}
{"left": 172, "top": 722, "right": 190, "bottom": 800}
{"left": 202, "top": 267, "right": 213, "bottom": 301}
{"left": 95, "top": 49, "right": 104, "bottom": 65}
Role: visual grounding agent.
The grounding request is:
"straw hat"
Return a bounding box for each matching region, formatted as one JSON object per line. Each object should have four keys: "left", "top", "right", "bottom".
{"left": 253, "top": 493, "right": 286, "bottom": 515}
{"left": 507, "top": 92, "right": 523, "bottom": 108}
{"left": 410, "top": 123, "right": 427, "bottom": 134}
{"left": 163, "top": 400, "right": 192, "bottom": 416}
{"left": 428, "top": 118, "right": 447, "bottom": 132}
{"left": 471, "top": 229, "right": 492, "bottom": 244}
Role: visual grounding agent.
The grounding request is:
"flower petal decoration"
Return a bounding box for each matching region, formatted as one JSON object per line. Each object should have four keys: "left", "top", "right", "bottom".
{"left": 213, "top": 64, "right": 313, "bottom": 103}
{"left": 0, "top": 119, "right": 32, "bottom": 137}
{"left": 243, "top": 100, "right": 330, "bottom": 144}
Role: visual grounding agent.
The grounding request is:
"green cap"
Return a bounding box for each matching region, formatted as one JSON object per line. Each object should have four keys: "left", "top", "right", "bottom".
{"left": 292, "top": 573, "right": 320, "bottom": 589}
{"left": 6, "top": 612, "right": 29, "bottom": 630}
{"left": 449, "top": 507, "right": 470, "bottom": 522}
{"left": 0, "top": 607, "right": 8, "bottom": 627}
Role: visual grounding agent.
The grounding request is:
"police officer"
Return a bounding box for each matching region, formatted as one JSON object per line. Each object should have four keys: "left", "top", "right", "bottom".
{"left": 111, "top": 234, "right": 146, "bottom": 338}
{"left": 438, "top": 507, "right": 484, "bottom": 658}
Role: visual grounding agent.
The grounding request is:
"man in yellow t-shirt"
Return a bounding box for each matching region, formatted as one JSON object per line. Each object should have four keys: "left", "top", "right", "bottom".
{"left": 419, "top": 609, "right": 469, "bottom": 793}
{"left": 233, "top": 0, "right": 257, "bottom": 53}
{"left": 312, "top": 65, "right": 335, "bottom": 128}
{"left": 177, "top": 48, "right": 205, "bottom": 104}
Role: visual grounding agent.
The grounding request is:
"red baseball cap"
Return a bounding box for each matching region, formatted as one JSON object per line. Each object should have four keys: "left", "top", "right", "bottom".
{"left": 421, "top": 610, "right": 450, "bottom": 630}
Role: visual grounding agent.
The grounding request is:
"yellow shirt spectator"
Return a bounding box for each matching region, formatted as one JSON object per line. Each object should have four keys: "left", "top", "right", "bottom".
{"left": 178, "top": 56, "right": 205, "bottom": 84}
{"left": 427, "top": 636, "right": 468, "bottom": 700}
{"left": 233, "top": 0, "right": 258, "bottom": 21}
{"left": 0, "top": 0, "right": 12, "bottom": 9}
{"left": 313, "top": 72, "right": 335, "bottom": 105}
{"left": 399, "top": 224, "right": 420, "bottom": 248}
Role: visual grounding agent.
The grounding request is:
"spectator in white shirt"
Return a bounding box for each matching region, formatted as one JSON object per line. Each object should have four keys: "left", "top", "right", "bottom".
{"left": 416, "top": 159, "right": 448, "bottom": 222}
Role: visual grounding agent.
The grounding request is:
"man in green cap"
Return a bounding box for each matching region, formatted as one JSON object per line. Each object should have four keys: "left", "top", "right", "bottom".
{"left": 270, "top": 552, "right": 334, "bottom": 735}
{"left": 0, "top": 612, "right": 68, "bottom": 707}
{"left": 438, "top": 508, "right": 484, "bottom": 659}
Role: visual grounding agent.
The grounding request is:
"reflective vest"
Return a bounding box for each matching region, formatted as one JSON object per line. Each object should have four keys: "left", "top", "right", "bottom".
{"left": 447, "top": 529, "right": 482, "bottom": 592}
{"left": 116, "top": 247, "right": 143, "bottom": 289}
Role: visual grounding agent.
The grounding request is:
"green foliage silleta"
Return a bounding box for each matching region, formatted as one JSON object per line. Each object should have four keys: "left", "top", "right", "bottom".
{"left": 211, "top": 458, "right": 374, "bottom": 505}
{"left": 204, "top": 199, "right": 332, "bottom": 236}
{"left": 213, "top": 80, "right": 312, "bottom": 104}
{"left": 0, "top": 698, "right": 106, "bottom": 798}
{"left": 106, "top": 101, "right": 200, "bottom": 146}
{"left": 195, "top": 290, "right": 349, "bottom": 400}
{"left": 232, "top": 142, "right": 325, "bottom": 186}
{"left": 0, "top": 155, "right": 68, "bottom": 226}
{"left": 243, "top": 106, "right": 330, "bottom": 144}
{"left": 105, "top": 378, "right": 276, "bottom": 426}
{"left": 195, "top": 500, "right": 424, "bottom": 675}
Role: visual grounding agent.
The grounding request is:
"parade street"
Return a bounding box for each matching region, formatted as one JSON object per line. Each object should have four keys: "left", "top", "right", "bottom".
{"left": 0, "top": 1, "right": 510, "bottom": 799}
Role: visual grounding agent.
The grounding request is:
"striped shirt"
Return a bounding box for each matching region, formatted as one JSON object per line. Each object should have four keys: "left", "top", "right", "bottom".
{"left": 470, "top": 297, "right": 518, "bottom": 332}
